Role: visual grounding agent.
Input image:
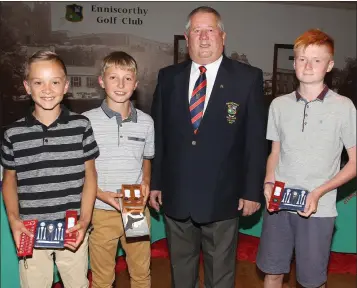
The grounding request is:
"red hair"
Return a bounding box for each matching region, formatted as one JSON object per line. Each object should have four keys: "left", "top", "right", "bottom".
{"left": 294, "top": 29, "right": 334, "bottom": 56}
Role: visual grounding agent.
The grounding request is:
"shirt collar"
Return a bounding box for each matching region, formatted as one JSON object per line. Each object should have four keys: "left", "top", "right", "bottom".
{"left": 295, "top": 85, "right": 329, "bottom": 102}
{"left": 192, "top": 55, "right": 223, "bottom": 73}
{"left": 25, "top": 104, "right": 70, "bottom": 127}
{"left": 101, "top": 100, "right": 137, "bottom": 123}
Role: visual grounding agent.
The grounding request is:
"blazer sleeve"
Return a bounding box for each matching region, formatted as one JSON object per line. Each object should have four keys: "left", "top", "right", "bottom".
{"left": 150, "top": 69, "right": 164, "bottom": 191}
{"left": 242, "top": 69, "right": 268, "bottom": 202}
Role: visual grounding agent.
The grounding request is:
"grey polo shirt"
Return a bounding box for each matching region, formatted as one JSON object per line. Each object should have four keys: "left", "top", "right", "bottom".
{"left": 267, "top": 88, "right": 356, "bottom": 217}
{"left": 82, "top": 101, "right": 155, "bottom": 210}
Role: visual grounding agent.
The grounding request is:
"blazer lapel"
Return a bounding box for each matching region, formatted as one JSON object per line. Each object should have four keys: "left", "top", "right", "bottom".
{"left": 173, "top": 60, "right": 194, "bottom": 135}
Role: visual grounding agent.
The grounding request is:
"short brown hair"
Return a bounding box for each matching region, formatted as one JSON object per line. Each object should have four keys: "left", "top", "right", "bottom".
{"left": 24, "top": 50, "right": 67, "bottom": 79}
{"left": 100, "top": 51, "right": 138, "bottom": 76}
{"left": 294, "top": 29, "right": 334, "bottom": 56}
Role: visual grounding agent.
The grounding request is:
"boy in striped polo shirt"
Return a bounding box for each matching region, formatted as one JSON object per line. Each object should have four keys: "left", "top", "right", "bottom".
{"left": 1, "top": 51, "right": 99, "bottom": 288}
{"left": 83, "top": 51, "right": 154, "bottom": 288}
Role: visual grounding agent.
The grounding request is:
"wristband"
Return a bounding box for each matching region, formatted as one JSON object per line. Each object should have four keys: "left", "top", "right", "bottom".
{"left": 264, "top": 181, "right": 275, "bottom": 187}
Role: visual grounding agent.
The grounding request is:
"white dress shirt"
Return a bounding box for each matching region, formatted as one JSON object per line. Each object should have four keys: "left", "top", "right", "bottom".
{"left": 188, "top": 55, "right": 223, "bottom": 114}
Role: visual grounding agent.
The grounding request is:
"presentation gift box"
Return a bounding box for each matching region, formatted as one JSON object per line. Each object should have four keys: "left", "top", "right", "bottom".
{"left": 119, "top": 184, "right": 146, "bottom": 213}
{"left": 17, "top": 211, "right": 78, "bottom": 256}
{"left": 18, "top": 220, "right": 38, "bottom": 257}
{"left": 118, "top": 184, "right": 149, "bottom": 238}
{"left": 268, "top": 181, "right": 309, "bottom": 212}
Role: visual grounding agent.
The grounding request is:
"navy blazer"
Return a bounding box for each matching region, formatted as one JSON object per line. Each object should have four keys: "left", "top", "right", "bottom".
{"left": 151, "top": 56, "right": 267, "bottom": 223}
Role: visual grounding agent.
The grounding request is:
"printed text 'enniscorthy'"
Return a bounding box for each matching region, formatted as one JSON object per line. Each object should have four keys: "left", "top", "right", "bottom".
{"left": 91, "top": 5, "right": 147, "bottom": 25}
{"left": 91, "top": 5, "right": 148, "bottom": 16}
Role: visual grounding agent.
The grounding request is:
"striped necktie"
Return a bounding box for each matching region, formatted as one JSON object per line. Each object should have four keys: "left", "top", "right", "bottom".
{"left": 190, "top": 66, "right": 207, "bottom": 134}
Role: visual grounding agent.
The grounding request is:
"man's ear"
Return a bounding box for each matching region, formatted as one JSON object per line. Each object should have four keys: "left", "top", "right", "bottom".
{"left": 23, "top": 80, "right": 31, "bottom": 95}
{"left": 184, "top": 32, "right": 189, "bottom": 47}
{"left": 134, "top": 81, "right": 139, "bottom": 91}
{"left": 327, "top": 60, "right": 335, "bottom": 73}
{"left": 98, "top": 76, "right": 105, "bottom": 89}
{"left": 222, "top": 31, "right": 226, "bottom": 46}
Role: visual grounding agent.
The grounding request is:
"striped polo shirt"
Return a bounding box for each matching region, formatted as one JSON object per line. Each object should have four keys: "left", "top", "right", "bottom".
{"left": 83, "top": 100, "right": 155, "bottom": 210}
{"left": 0, "top": 105, "right": 99, "bottom": 221}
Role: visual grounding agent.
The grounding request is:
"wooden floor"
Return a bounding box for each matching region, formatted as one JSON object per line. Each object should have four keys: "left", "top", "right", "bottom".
{"left": 116, "top": 258, "right": 356, "bottom": 288}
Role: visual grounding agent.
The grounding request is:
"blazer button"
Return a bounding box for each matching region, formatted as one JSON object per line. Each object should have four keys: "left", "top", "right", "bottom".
{"left": 192, "top": 140, "right": 196, "bottom": 146}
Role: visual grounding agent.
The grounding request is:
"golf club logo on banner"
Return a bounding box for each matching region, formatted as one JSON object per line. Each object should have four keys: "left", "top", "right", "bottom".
{"left": 65, "top": 4, "right": 83, "bottom": 22}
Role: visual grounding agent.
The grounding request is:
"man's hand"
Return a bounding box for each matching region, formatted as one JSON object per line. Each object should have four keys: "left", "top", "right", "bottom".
{"left": 64, "top": 219, "right": 89, "bottom": 251}
{"left": 9, "top": 217, "right": 34, "bottom": 250}
{"left": 97, "top": 190, "right": 122, "bottom": 211}
{"left": 149, "top": 190, "right": 162, "bottom": 212}
{"left": 263, "top": 183, "right": 275, "bottom": 212}
{"left": 238, "top": 199, "right": 261, "bottom": 216}
{"left": 298, "top": 190, "right": 320, "bottom": 218}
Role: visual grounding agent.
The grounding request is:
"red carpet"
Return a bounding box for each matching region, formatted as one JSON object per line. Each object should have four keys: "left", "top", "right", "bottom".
{"left": 52, "top": 233, "right": 356, "bottom": 288}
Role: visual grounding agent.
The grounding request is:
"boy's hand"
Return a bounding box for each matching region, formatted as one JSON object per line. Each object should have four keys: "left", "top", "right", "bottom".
{"left": 98, "top": 190, "right": 122, "bottom": 211}
{"left": 149, "top": 190, "right": 162, "bottom": 212}
{"left": 263, "top": 183, "right": 275, "bottom": 212}
{"left": 298, "top": 190, "right": 320, "bottom": 218}
{"left": 64, "top": 219, "right": 89, "bottom": 251}
{"left": 9, "top": 218, "right": 34, "bottom": 250}
{"left": 141, "top": 182, "right": 150, "bottom": 205}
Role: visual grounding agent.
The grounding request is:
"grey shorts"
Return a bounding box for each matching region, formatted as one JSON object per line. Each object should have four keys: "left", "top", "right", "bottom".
{"left": 256, "top": 210, "right": 335, "bottom": 288}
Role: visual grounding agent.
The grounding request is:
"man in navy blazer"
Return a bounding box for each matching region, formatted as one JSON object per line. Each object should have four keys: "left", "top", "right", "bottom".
{"left": 150, "top": 6, "right": 267, "bottom": 288}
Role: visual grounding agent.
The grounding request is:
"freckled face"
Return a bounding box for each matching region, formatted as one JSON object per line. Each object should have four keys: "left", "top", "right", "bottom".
{"left": 294, "top": 44, "right": 334, "bottom": 85}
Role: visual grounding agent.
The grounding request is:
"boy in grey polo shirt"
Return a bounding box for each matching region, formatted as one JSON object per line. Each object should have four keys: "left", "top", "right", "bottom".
{"left": 83, "top": 51, "right": 154, "bottom": 288}
{"left": 257, "top": 29, "right": 356, "bottom": 288}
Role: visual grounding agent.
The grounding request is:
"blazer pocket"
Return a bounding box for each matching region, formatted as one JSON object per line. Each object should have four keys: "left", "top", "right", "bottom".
{"left": 127, "top": 136, "right": 145, "bottom": 142}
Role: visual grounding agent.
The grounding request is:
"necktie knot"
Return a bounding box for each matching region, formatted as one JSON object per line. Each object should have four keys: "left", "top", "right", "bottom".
{"left": 199, "top": 66, "right": 207, "bottom": 74}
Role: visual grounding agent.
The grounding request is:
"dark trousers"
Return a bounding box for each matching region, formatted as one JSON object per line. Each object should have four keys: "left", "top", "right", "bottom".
{"left": 165, "top": 215, "right": 239, "bottom": 288}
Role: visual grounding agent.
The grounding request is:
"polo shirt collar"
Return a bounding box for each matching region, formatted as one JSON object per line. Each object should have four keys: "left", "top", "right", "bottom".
{"left": 295, "top": 85, "right": 329, "bottom": 102}
{"left": 25, "top": 104, "right": 70, "bottom": 127}
{"left": 101, "top": 100, "right": 137, "bottom": 123}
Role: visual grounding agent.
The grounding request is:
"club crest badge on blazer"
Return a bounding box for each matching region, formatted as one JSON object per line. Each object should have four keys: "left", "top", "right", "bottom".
{"left": 226, "top": 102, "right": 239, "bottom": 124}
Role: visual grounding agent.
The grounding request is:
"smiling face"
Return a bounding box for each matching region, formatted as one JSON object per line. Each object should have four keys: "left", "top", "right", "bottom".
{"left": 185, "top": 12, "right": 226, "bottom": 65}
{"left": 99, "top": 65, "right": 138, "bottom": 105}
{"left": 23, "top": 60, "right": 69, "bottom": 111}
{"left": 294, "top": 44, "right": 334, "bottom": 85}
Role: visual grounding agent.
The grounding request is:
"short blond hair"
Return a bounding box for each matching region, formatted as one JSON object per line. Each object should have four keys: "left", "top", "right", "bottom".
{"left": 24, "top": 50, "right": 67, "bottom": 79}
{"left": 100, "top": 51, "right": 138, "bottom": 76}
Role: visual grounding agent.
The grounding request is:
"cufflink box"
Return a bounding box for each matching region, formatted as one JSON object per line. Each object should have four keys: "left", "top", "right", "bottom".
{"left": 279, "top": 187, "right": 309, "bottom": 211}
{"left": 18, "top": 220, "right": 38, "bottom": 257}
{"left": 64, "top": 210, "right": 78, "bottom": 244}
{"left": 34, "top": 220, "right": 66, "bottom": 249}
{"left": 121, "top": 211, "right": 150, "bottom": 238}
{"left": 268, "top": 181, "right": 309, "bottom": 212}
{"left": 119, "top": 184, "right": 145, "bottom": 213}
{"left": 118, "top": 184, "right": 149, "bottom": 238}
{"left": 268, "top": 181, "right": 285, "bottom": 211}
{"left": 18, "top": 211, "right": 78, "bottom": 252}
